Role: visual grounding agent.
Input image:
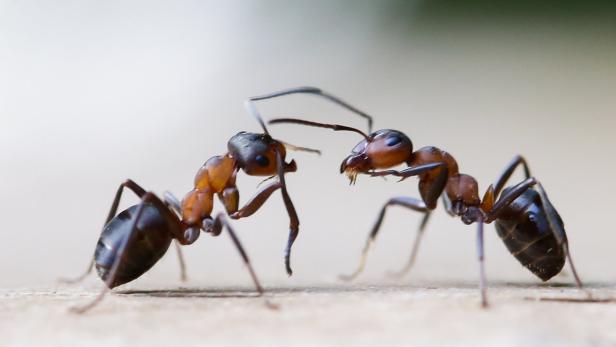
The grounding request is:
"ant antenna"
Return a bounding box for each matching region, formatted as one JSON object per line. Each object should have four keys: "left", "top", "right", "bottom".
{"left": 269, "top": 118, "right": 372, "bottom": 142}
{"left": 244, "top": 99, "right": 270, "bottom": 135}
{"left": 279, "top": 140, "right": 322, "bottom": 155}
{"left": 245, "top": 87, "right": 373, "bottom": 134}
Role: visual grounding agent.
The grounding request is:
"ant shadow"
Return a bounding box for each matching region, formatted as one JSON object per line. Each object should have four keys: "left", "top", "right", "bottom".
{"left": 116, "top": 288, "right": 265, "bottom": 299}
{"left": 113, "top": 280, "right": 614, "bottom": 300}
{"left": 114, "top": 286, "right": 374, "bottom": 299}
{"left": 114, "top": 286, "right": 325, "bottom": 299}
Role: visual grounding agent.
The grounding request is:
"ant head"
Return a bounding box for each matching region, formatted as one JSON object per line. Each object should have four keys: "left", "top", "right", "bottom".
{"left": 340, "top": 129, "right": 413, "bottom": 183}
{"left": 228, "top": 132, "right": 296, "bottom": 176}
{"left": 267, "top": 118, "right": 413, "bottom": 184}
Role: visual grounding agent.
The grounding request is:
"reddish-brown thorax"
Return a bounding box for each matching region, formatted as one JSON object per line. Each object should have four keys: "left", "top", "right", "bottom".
{"left": 181, "top": 155, "right": 238, "bottom": 226}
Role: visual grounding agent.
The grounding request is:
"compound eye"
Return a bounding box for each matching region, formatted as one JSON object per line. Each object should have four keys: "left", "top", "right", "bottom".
{"left": 385, "top": 135, "right": 402, "bottom": 147}
{"left": 255, "top": 154, "right": 270, "bottom": 167}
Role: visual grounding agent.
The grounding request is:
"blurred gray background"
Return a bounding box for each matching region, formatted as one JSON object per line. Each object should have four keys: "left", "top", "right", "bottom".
{"left": 1, "top": 0, "right": 615, "bottom": 289}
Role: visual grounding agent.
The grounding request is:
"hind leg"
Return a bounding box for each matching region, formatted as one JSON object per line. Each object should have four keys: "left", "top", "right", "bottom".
{"left": 164, "top": 191, "right": 189, "bottom": 282}
{"left": 534, "top": 182, "right": 584, "bottom": 290}
{"left": 488, "top": 169, "right": 585, "bottom": 291}
{"left": 492, "top": 155, "right": 531, "bottom": 197}
{"left": 60, "top": 179, "right": 147, "bottom": 284}
{"left": 58, "top": 260, "right": 94, "bottom": 284}
{"left": 71, "top": 191, "right": 165, "bottom": 314}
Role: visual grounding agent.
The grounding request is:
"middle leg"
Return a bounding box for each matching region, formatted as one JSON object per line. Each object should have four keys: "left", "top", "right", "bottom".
{"left": 60, "top": 179, "right": 147, "bottom": 284}
{"left": 339, "top": 196, "right": 430, "bottom": 281}
{"left": 70, "top": 191, "right": 161, "bottom": 313}
{"left": 223, "top": 163, "right": 298, "bottom": 277}
{"left": 203, "top": 213, "right": 265, "bottom": 295}
{"left": 203, "top": 213, "right": 277, "bottom": 309}
{"left": 386, "top": 212, "right": 431, "bottom": 279}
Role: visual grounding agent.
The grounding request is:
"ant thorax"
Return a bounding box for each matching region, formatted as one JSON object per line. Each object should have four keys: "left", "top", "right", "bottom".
{"left": 445, "top": 173, "right": 481, "bottom": 207}
{"left": 443, "top": 173, "right": 484, "bottom": 223}
{"left": 193, "top": 155, "right": 237, "bottom": 193}
{"left": 181, "top": 155, "right": 237, "bottom": 226}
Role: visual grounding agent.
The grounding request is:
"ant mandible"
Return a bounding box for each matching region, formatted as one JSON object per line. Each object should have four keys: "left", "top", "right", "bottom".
{"left": 265, "top": 86, "right": 585, "bottom": 307}
{"left": 60, "top": 90, "right": 337, "bottom": 313}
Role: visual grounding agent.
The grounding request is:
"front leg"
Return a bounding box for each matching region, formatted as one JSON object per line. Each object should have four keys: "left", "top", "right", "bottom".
{"left": 226, "top": 181, "right": 282, "bottom": 219}
{"left": 223, "top": 152, "right": 300, "bottom": 276}
{"left": 368, "top": 162, "right": 445, "bottom": 181}
{"left": 275, "top": 150, "right": 300, "bottom": 276}
{"left": 339, "top": 196, "right": 430, "bottom": 282}
{"left": 225, "top": 178, "right": 297, "bottom": 276}
{"left": 218, "top": 186, "right": 240, "bottom": 215}
{"left": 369, "top": 162, "right": 449, "bottom": 209}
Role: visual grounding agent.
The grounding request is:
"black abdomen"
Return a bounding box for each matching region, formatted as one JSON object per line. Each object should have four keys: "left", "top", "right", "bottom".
{"left": 494, "top": 188, "right": 565, "bottom": 281}
{"left": 94, "top": 204, "right": 174, "bottom": 288}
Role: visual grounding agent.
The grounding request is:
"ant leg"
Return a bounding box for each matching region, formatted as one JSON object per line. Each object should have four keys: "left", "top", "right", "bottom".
{"left": 421, "top": 165, "right": 449, "bottom": 209}
{"left": 60, "top": 179, "right": 147, "bottom": 284}
{"left": 225, "top": 156, "right": 297, "bottom": 276}
{"left": 173, "top": 241, "right": 188, "bottom": 282}
{"left": 485, "top": 177, "right": 537, "bottom": 222}
{"left": 58, "top": 260, "right": 94, "bottom": 284}
{"left": 370, "top": 162, "right": 449, "bottom": 209}
{"left": 104, "top": 179, "right": 147, "bottom": 224}
{"left": 388, "top": 166, "right": 448, "bottom": 279}
{"left": 442, "top": 195, "right": 456, "bottom": 216}
{"left": 386, "top": 212, "right": 431, "bottom": 279}
{"left": 227, "top": 181, "right": 282, "bottom": 219}
{"left": 275, "top": 150, "right": 300, "bottom": 276}
{"left": 368, "top": 162, "right": 445, "bottom": 181}
{"left": 339, "top": 197, "right": 429, "bottom": 281}
{"left": 246, "top": 86, "right": 373, "bottom": 133}
{"left": 71, "top": 192, "right": 160, "bottom": 314}
{"left": 163, "top": 191, "right": 188, "bottom": 282}
{"left": 203, "top": 213, "right": 276, "bottom": 308}
{"left": 203, "top": 213, "right": 264, "bottom": 295}
{"left": 222, "top": 175, "right": 295, "bottom": 276}
{"left": 476, "top": 216, "right": 489, "bottom": 308}
{"left": 487, "top": 178, "right": 587, "bottom": 292}
{"left": 535, "top": 183, "right": 584, "bottom": 290}
{"left": 163, "top": 191, "right": 182, "bottom": 214}
{"left": 493, "top": 155, "right": 531, "bottom": 197}
{"left": 341, "top": 165, "right": 447, "bottom": 281}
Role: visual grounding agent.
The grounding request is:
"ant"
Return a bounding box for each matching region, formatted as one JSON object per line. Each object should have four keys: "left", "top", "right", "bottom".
{"left": 265, "top": 86, "right": 585, "bottom": 307}
{"left": 60, "top": 90, "right": 342, "bottom": 313}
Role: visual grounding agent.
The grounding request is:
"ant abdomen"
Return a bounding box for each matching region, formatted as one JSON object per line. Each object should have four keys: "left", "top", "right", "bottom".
{"left": 94, "top": 204, "right": 175, "bottom": 288}
{"left": 494, "top": 188, "right": 566, "bottom": 281}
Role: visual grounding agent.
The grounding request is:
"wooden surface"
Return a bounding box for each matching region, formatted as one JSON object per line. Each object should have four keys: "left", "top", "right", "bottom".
{"left": 2, "top": 282, "right": 615, "bottom": 347}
